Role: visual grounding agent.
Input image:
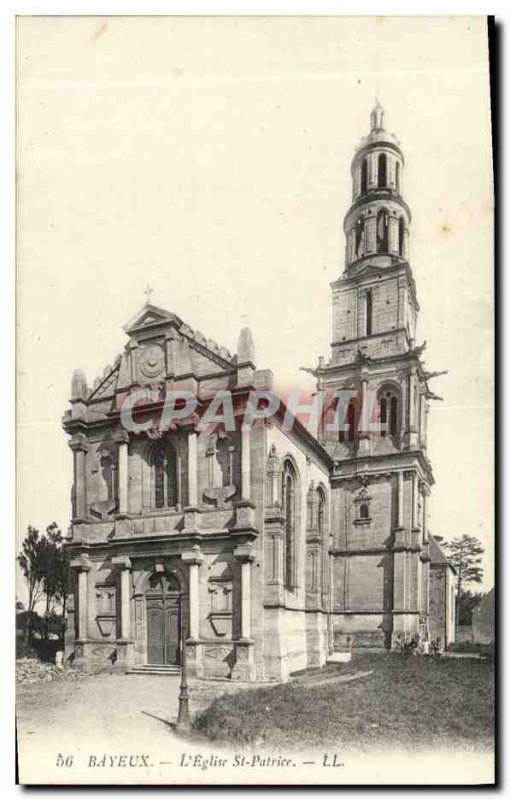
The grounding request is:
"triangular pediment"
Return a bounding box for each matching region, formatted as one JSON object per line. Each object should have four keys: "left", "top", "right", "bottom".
{"left": 122, "top": 303, "right": 235, "bottom": 377}
{"left": 123, "top": 304, "right": 183, "bottom": 335}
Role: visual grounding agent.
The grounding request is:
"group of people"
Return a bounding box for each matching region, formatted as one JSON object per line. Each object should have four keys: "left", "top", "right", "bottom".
{"left": 394, "top": 633, "right": 443, "bottom": 656}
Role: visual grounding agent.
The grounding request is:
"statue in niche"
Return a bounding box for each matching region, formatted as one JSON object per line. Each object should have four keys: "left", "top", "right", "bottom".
{"left": 208, "top": 562, "right": 233, "bottom": 637}
{"left": 90, "top": 441, "right": 118, "bottom": 520}
{"left": 98, "top": 451, "right": 116, "bottom": 504}
{"left": 203, "top": 432, "right": 237, "bottom": 508}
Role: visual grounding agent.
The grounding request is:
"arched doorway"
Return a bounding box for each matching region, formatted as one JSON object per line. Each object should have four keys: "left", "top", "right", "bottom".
{"left": 145, "top": 572, "right": 182, "bottom": 665}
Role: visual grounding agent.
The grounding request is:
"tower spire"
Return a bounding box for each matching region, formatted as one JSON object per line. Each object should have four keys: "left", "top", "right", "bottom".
{"left": 343, "top": 103, "right": 408, "bottom": 269}
{"left": 370, "top": 99, "right": 384, "bottom": 133}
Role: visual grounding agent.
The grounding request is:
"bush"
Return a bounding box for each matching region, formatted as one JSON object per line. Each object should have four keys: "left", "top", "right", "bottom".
{"left": 448, "top": 642, "right": 495, "bottom": 659}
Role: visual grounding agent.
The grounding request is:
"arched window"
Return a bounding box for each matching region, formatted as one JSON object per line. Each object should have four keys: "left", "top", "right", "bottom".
{"left": 377, "top": 153, "right": 387, "bottom": 187}
{"left": 359, "top": 503, "right": 369, "bottom": 520}
{"left": 317, "top": 489, "right": 325, "bottom": 539}
{"left": 355, "top": 217, "right": 364, "bottom": 259}
{"left": 376, "top": 209, "right": 389, "bottom": 253}
{"left": 379, "top": 387, "right": 400, "bottom": 438}
{"left": 398, "top": 217, "right": 406, "bottom": 257}
{"left": 360, "top": 158, "right": 368, "bottom": 194}
{"left": 366, "top": 289, "right": 373, "bottom": 336}
{"left": 282, "top": 460, "right": 298, "bottom": 589}
{"left": 151, "top": 440, "right": 179, "bottom": 508}
{"left": 395, "top": 161, "right": 401, "bottom": 193}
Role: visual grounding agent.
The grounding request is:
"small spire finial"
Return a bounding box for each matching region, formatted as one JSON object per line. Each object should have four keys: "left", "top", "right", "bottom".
{"left": 370, "top": 99, "right": 384, "bottom": 133}
{"left": 144, "top": 283, "right": 154, "bottom": 305}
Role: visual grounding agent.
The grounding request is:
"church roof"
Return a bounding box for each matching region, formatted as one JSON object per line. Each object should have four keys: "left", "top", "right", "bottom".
{"left": 430, "top": 536, "right": 455, "bottom": 573}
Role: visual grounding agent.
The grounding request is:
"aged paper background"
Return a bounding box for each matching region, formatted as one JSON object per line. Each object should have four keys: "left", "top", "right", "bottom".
{"left": 16, "top": 15, "right": 494, "bottom": 785}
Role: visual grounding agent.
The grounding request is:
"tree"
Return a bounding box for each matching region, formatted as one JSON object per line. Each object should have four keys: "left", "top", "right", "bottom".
{"left": 456, "top": 589, "right": 485, "bottom": 626}
{"left": 40, "top": 523, "right": 69, "bottom": 643}
{"left": 17, "top": 522, "right": 70, "bottom": 645}
{"left": 444, "top": 534, "right": 484, "bottom": 628}
{"left": 17, "top": 526, "right": 46, "bottom": 643}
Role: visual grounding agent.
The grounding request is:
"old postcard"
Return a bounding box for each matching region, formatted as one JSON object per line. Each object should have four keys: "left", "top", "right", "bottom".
{"left": 15, "top": 15, "right": 495, "bottom": 785}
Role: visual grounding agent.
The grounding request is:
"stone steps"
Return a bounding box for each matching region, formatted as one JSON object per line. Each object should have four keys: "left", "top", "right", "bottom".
{"left": 128, "top": 664, "right": 181, "bottom": 676}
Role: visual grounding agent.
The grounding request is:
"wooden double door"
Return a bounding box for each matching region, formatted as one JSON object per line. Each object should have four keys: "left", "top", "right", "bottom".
{"left": 146, "top": 574, "right": 182, "bottom": 666}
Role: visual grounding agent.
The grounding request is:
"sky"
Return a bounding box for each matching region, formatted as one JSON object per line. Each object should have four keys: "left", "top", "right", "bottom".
{"left": 16, "top": 15, "right": 494, "bottom": 597}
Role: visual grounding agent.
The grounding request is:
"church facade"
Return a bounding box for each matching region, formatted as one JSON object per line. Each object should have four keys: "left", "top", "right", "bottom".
{"left": 63, "top": 106, "right": 452, "bottom": 681}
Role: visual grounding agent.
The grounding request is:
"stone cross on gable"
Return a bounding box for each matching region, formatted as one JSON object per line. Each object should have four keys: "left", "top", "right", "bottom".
{"left": 144, "top": 284, "right": 154, "bottom": 305}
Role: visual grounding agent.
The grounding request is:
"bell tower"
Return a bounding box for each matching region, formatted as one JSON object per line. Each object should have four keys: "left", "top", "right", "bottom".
{"left": 333, "top": 101, "right": 417, "bottom": 368}
{"left": 346, "top": 102, "right": 410, "bottom": 270}
{"left": 314, "top": 105, "right": 444, "bottom": 650}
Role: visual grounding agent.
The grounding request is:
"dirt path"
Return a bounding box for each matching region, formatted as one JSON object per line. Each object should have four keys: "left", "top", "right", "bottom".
{"left": 17, "top": 672, "right": 181, "bottom": 748}
{"left": 16, "top": 671, "right": 266, "bottom": 783}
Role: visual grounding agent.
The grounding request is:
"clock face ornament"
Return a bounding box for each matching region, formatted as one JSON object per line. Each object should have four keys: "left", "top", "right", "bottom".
{"left": 138, "top": 343, "right": 165, "bottom": 378}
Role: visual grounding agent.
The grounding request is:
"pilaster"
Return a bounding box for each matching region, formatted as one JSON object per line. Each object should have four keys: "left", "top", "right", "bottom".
{"left": 69, "top": 434, "right": 89, "bottom": 523}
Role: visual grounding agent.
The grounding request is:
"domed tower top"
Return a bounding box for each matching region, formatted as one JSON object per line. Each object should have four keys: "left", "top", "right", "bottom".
{"left": 343, "top": 103, "right": 411, "bottom": 272}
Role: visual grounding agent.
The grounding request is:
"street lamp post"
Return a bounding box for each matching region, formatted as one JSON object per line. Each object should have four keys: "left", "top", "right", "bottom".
{"left": 176, "top": 594, "right": 190, "bottom": 731}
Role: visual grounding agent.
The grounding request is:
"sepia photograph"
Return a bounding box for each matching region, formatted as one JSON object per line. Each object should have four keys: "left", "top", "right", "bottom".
{"left": 14, "top": 14, "right": 495, "bottom": 786}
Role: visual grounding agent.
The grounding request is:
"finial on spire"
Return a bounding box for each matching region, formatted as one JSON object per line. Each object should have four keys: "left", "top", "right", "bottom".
{"left": 237, "top": 326, "right": 255, "bottom": 364}
{"left": 143, "top": 283, "right": 154, "bottom": 305}
{"left": 370, "top": 100, "right": 385, "bottom": 133}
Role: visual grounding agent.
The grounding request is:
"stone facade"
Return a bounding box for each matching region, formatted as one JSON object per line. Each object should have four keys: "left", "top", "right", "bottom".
{"left": 63, "top": 303, "right": 332, "bottom": 681}
{"left": 63, "top": 105, "right": 450, "bottom": 680}
{"left": 428, "top": 537, "right": 456, "bottom": 646}
{"left": 311, "top": 103, "right": 444, "bottom": 651}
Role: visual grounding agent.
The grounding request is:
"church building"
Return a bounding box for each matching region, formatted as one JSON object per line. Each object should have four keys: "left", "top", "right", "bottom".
{"left": 63, "top": 105, "right": 452, "bottom": 681}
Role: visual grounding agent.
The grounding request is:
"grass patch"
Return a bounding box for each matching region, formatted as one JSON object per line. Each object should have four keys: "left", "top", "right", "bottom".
{"left": 447, "top": 642, "right": 495, "bottom": 659}
{"left": 192, "top": 652, "right": 494, "bottom": 752}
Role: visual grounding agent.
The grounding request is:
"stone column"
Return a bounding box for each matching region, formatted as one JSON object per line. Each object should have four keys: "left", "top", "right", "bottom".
{"left": 357, "top": 290, "right": 365, "bottom": 337}
{"left": 368, "top": 152, "right": 378, "bottom": 188}
{"left": 111, "top": 556, "right": 134, "bottom": 668}
{"left": 419, "top": 393, "right": 427, "bottom": 447}
{"left": 232, "top": 544, "right": 256, "bottom": 680}
{"left": 403, "top": 228, "right": 410, "bottom": 260}
{"left": 393, "top": 470, "right": 406, "bottom": 550}
{"left": 181, "top": 545, "right": 204, "bottom": 641}
{"left": 353, "top": 162, "right": 361, "bottom": 198}
{"left": 183, "top": 431, "right": 201, "bottom": 531}
{"left": 188, "top": 431, "right": 198, "bottom": 506}
{"left": 69, "top": 435, "right": 89, "bottom": 522}
{"left": 70, "top": 554, "right": 92, "bottom": 641}
{"left": 351, "top": 228, "right": 357, "bottom": 263}
{"left": 412, "top": 473, "right": 420, "bottom": 530}
{"left": 357, "top": 376, "right": 371, "bottom": 454}
{"left": 113, "top": 431, "right": 129, "bottom": 518}
{"left": 234, "top": 544, "right": 255, "bottom": 641}
{"left": 234, "top": 428, "right": 257, "bottom": 531}
{"left": 397, "top": 276, "right": 407, "bottom": 330}
{"left": 408, "top": 371, "right": 419, "bottom": 447}
{"left": 241, "top": 428, "right": 251, "bottom": 500}
{"left": 422, "top": 489, "right": 429, "bottom": 543}
{"left": 388, "top": 215, "right": 399, "bottom": 254}
{"left": 112, "top": 556, "right": 132, "bottom": 640}
{"left": 397, "top": 471, "right": 404, "bottom": 530}
{"left": 387, "top": 155, "right": 396, "bottom": 190}
{"left": 365, "top": 215, "right": 377, "bottom": 254}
